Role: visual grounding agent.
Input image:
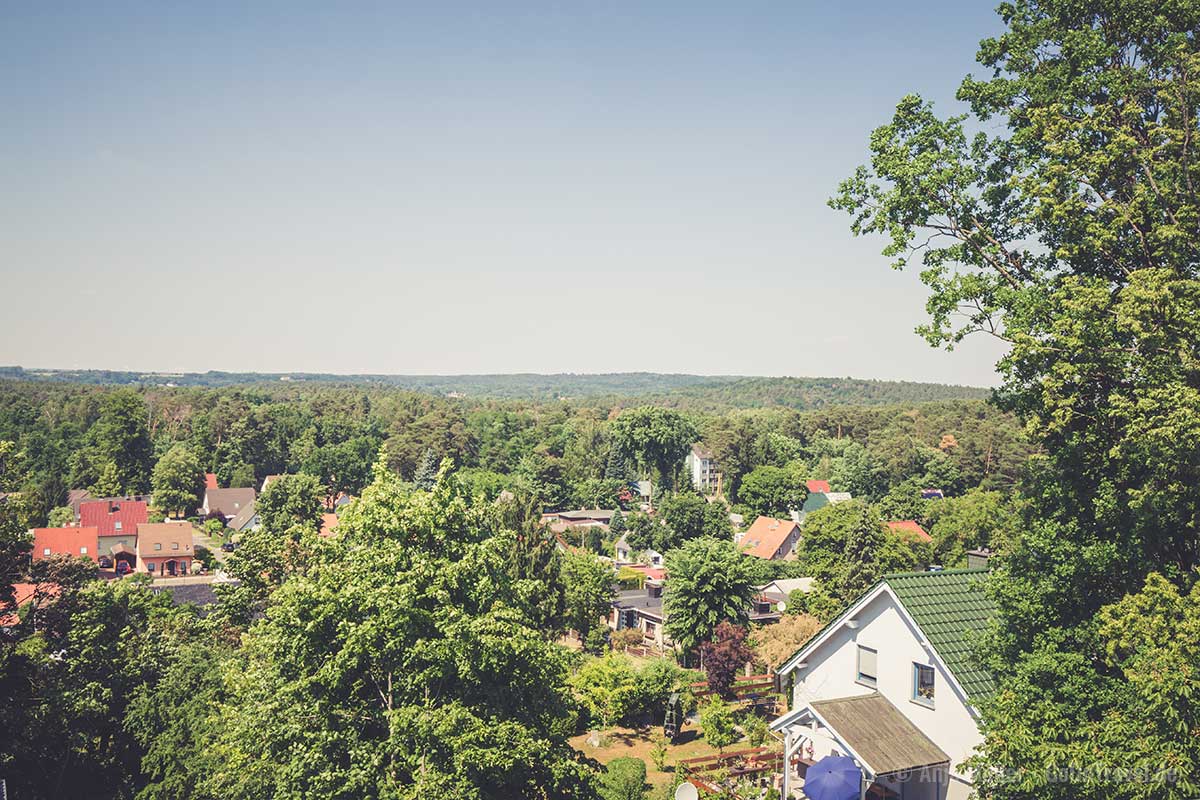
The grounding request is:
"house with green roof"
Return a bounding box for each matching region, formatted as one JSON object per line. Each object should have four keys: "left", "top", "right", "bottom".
{"left": 769, "top": 569, "right": 995, "bottom": 800}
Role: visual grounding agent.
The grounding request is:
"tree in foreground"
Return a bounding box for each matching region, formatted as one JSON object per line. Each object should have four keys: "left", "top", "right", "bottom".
{"left": 600, "top": 757, "right": 647, "bottom": 800}
{"left": 151, "top": 443, "right": 206, "bottom": 518}
{"left": 562, "top": 551, "right": 615, "bottom": 651}
{"left": 663, "top": 536, "right": 755, "bottom": 658}
{"left": 834, "top": 2, "right": 1200, "bottom": 797}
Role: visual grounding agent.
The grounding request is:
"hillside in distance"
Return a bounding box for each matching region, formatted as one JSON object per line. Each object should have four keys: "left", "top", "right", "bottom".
{"left": 0, "top": 367, "right": 989, "bottom": 410}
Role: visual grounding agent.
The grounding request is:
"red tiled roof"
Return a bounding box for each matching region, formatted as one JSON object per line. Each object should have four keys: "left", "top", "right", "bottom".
{"left": 625, "top": 565, "right": 666, "bottom": 581}
{"left": 884, "top": 520, "right": 932, "bottom": 542}
{"left": 0, "top": 582, "right": 61, "bottom": 626}
{"left": 31, "top": 527, "right": 99, "bottom": 560}
{"left": 740, "top": 516, "right": 801, "bottom": 560}
{"left": 80, "top": 500, "right": 148, "bottom": 537}
{"left": 806, "top": 479, "right": 831, "bottom": 493}
{"left": 205, "top": 473, "right": 219, "bottom": 489}
{"left": 319, "top": 513, "right": 338, "bottom": 538}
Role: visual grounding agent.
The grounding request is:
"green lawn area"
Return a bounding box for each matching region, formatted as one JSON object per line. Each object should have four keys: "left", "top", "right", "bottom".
{"left": 569, "top": 724, "right": 748, "bottom": 794}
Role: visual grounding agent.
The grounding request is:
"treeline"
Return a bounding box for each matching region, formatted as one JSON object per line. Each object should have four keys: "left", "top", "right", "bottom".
{"left": 0, "top": 367, "right": 987, "bottom": 407}
{"left": 0, "top": 380, "right": 1031, "bottom": 530}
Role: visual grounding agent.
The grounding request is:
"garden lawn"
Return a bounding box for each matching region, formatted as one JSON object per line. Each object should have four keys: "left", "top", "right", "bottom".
{"left": 569, "top": 725, "right": 747, "bottom": 793}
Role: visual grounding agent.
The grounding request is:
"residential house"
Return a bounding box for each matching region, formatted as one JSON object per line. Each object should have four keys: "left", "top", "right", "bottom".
{"left": 610, "top": 580, "right": 668, "bottom": 648}
{"left": 319, "top": 512, "right": 338, "bottom": 538}
{"left": 227, "top": 500, "right": 261, "bottom": 533}
{"left": 80, "top": 499, "right": 147, "bottom": 569}
{"left": 260, "top": 474, "right": 283, "bottom": 492}
{"left": 770, "top": 569, "right": 994, "bottom": 800}
{"left": 614, "top": 534, "right": 664, "bottom": 566}
{"left": 740, "top": 516, "right": 802, "bottom": 561}
{"left": 685, "top": 445, "right": 719, "bottom": 493}
{"left": 67, "top": 489, "right": 153, "bottom": 521}
{"left": 921, "top": 488, "right": 945, "bottom": 500}
{"left": 805, "top": 479, "right": 831, "bottom": 494}
{"left": 885, "top": 520, "right": 933, "bottom": 544}
{"left": 31, "top": 527, "right": 99, "bottom": 561}
{"left": 759, "top": 577, "right": 815, "bottom": 606}
{"left": 135, "top": 522, "right": 196, "bottom": 576}
{"left": 201, "top": 487, "right": 256, "bottom": 521}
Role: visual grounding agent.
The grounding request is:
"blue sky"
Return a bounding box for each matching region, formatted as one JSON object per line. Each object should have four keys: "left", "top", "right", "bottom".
{"left": 1, "top": 1, "right": 1010, "bottom": 385}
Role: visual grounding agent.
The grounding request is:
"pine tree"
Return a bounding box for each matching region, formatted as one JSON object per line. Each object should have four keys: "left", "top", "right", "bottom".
{"left": 412, "top": 449, "right": 439, "bottom": 490}
{"left": 604, "top": 447, "right": 628, "bottom": 481}
{"left": 842, "top": 518, "right": 884, "bottom": 599}
{"left": 609, "top": 509, "right": 626, "bottom": 537}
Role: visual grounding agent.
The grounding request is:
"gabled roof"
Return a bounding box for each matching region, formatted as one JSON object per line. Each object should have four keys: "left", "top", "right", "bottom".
{"left": 780, "top": 569, "right": 996, "bottom": 703}
{"left": 204, "top": 487, "right": 256, "bottom": 517}
{"left": 740, "top": 516, "right": 800, "bottom": 560}
{"left": 805, "top": 479, "right": 831, "bottom": 493}
{"left": 886, "top": 570, "right": 995, "bottom": 701}
{"left": 809, "top": 693, "right": 950, "bottom": 776}
{"left": 227, "top": 500, "right": 259, "bottom": 532}
{"left": 691, "top": 444, "right": 713, "bottom": 460}
{"left": 136, "top": 522, "right": 194, "bottom": 558}
{"left": 80, "top": 499, "right": 148, "bottom": 537}
{"left": 0, "top": 581, "right": 61, "bottom": 626}
{"left": 31, "top": 527, "right": 99, "bottom": 560}
{"left": 884, "top": 520, "right": 932, "bottom": 543}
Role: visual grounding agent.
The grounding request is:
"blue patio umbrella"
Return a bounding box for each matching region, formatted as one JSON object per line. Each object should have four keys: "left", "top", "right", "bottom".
{"left": 803, "top": 755, "right": 863, "bottom": 800}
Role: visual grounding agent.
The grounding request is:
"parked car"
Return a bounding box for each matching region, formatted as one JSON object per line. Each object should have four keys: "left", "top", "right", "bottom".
{"left": 221, "top": 542, "right": 235, "bottom": 552}
{"left": 115, "top": 562, "right": 132, "bottom": 576}
{"left": 97, "top": 555, "right": 113, "bottom": 569}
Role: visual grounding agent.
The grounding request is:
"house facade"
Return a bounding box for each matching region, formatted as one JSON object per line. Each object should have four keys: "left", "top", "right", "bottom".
{"left": 135, "top": 522, "right": 196, "bottom": 576}
{"left": 770, "top": 569, "right": 994, "bottom": 800}
{"left": 201, "top": 487, "right": 256, "bottom": 521}
{"left": 685, "top": 445, "right": 719, "bottom": 492}
{"left": 80, "top": 499, "right": 147, "bottom": 567}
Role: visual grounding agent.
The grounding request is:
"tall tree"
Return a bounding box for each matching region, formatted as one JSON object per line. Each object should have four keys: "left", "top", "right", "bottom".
{"left": 562, "top": 551, "right": 616, "bottom": 651}
{"left": 610, "top": 407, "right": 698, "bottom": 509}
{"left": 834, "top": 2, "right": 1200, "bottom": 797}
{"left": 255, "top": 472, "right": 324, "bottom": 534}
{"left": 663, "top": 536, "right": 755, "bottom": 657}
{"left": 89, "top": 389, "right": 153, "bottom": 493}
{"left": 151, "top": 443, "right": 205, "bottom": 518}
{"left": 737, "top": 464, "right": 808, "bottom": 518}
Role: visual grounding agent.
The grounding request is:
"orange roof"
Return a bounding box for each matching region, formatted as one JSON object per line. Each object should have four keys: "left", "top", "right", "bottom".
{"left": 318, "top": 513, "right": 338, "bottom": 538}
{"left": 884, "top": 520, "right": 932, "bottom": 542}
{"left": 806, "top": 479, "right": 831, "bottom": 493}
{"left": 0, "top": 582, "right": 61, "bottom": 626}
{"left": 31, "top": 527, "right": 99, "bottom": 560}
{"left": 740, "top": 516, "right": 801, "bottom": 560}
{"left": 205, "top": 473, "right": 219, "bottom": 489}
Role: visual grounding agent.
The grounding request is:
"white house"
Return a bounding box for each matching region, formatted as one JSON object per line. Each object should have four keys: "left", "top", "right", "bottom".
{"left": 770, "top": 569, "right": 994, "bottom": 800}
{"left": 684, "top": 444, "right": 719, "bottom": 493}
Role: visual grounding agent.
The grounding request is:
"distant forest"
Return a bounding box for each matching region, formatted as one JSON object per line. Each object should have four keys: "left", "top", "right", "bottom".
{"left": 0, "top": 367, "right": 990, "bottom": 409}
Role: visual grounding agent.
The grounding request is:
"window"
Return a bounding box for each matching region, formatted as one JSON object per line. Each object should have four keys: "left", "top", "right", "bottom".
{"left": 913, "top": 663, "right": 935, "bottom": 706}
{"left": 856, "top": 645, "right": 877, "bottom": 687}
{"left": 114, "top": 521, "right": 122, "bottom": 531}
{"left": 80, "top": 546, "right": 88, "bottom": 555}
{"left": 43, "top": 547, "right": 51, "bottom": 556}
{"left": 172, "top": 542, "right": 179, "bottom": 550}
{"left": 147, "top": 563, "right": 155, "bottom": 572}
{"left": 154, "top": 543, "right": 162, "bottom": 551}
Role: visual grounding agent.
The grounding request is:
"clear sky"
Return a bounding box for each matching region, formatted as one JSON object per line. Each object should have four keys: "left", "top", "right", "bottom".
{"left": 1, "top": 1, "right": 1011, "bottom": 385}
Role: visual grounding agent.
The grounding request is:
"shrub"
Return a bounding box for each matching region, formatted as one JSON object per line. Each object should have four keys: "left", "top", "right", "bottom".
{"left": 740, "top": 711, "right": 769, "bottom": 747}
{"left": 601, "top": 757, "right": 647, "bottom": 800}
{"left": 649, "top": 732, "right": 668, "bottom": 772}
{"left": 699, "top": 698, "right": 738, "bottom": 753}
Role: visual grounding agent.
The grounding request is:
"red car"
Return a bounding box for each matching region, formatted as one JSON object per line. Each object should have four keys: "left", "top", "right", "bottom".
{"left": 115, "top": 562, "right": 132, "bottom": 576}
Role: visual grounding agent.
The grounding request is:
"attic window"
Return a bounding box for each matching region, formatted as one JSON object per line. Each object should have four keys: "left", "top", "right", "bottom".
{"left": 43, "top": 547, "right": 51, "bottom": 556}
{"left": 114, "top": 521, "right": 122, "bottom": 531}
{"left": 913, "top": 663, "right": 935, "bottom": 707}
{"left": 172, "top": 542, "right": 179, "bottom": 550}
{"left": 80, "top": 546, "right": 88, "bottom": 555}
{"left": 154, "top": 543, "right": 162, "bottom": 551}
{"left": 856, "top": 645, "right": 877, "bottom": 687}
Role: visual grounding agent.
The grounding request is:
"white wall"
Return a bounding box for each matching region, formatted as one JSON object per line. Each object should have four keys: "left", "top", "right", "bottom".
{"left": 788, "top": 589, "right": 983, "bottom": 787}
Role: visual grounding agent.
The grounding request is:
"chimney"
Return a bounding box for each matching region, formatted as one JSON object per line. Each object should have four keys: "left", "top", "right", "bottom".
{"left": 966, "top": 548, "right": 993, "bottom": 569}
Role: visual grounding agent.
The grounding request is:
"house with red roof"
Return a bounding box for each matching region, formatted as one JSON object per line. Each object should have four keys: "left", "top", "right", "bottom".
{"left": 31, "top": 527, "right": 99, "bottom": 562}
{"left": 884, "top": 520, "right": 933, "bottom": 543}
{"left": 805, "top": 479, "right": 831, "bottom": 494}
{"left": 740, "top": 516, "right": 803, "bottom": 560}
{"left": 80, "top": 499, "right": 147, "bottom": 570}
{"left": 0, "top": 581, "right": 61, "bottom": 628}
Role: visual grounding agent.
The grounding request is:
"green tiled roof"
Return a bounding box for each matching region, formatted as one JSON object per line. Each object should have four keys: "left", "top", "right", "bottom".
{"left": 885, "top": 568, "right": 996, "bottom": 702}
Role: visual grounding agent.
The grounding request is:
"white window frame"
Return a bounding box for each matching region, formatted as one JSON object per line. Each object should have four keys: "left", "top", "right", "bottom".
{"left": 912, "top": 662, "right": 935, "bottom": 707}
